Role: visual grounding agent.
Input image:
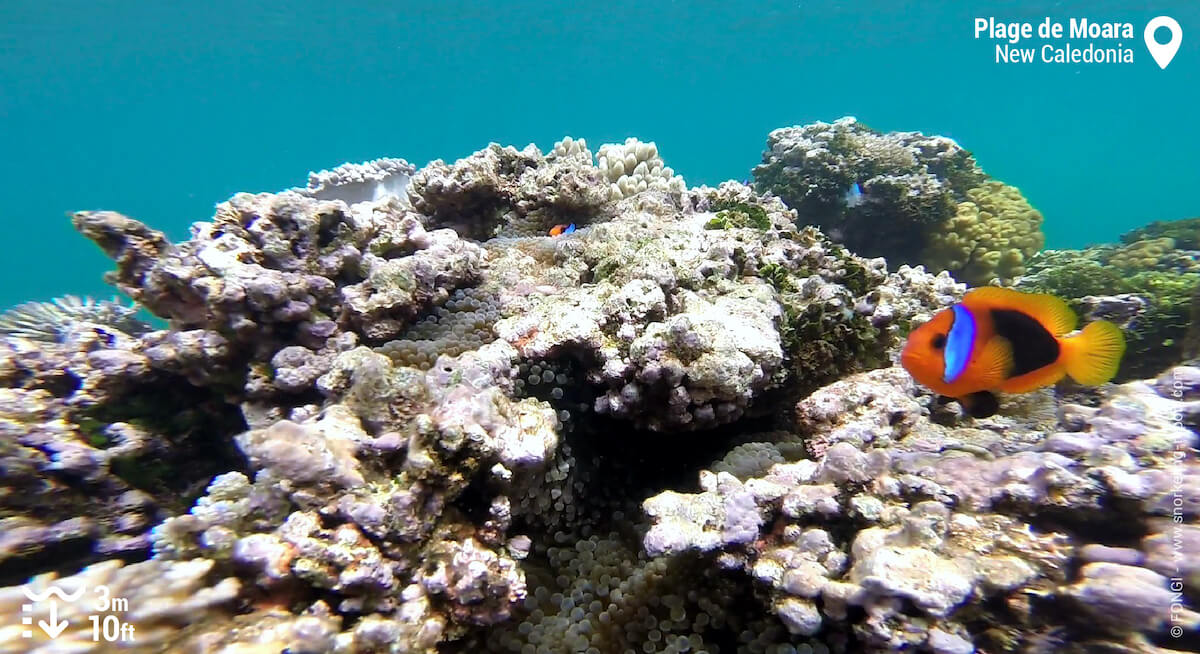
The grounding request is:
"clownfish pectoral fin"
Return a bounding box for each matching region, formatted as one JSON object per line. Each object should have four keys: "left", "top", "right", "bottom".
{"left": 959, "top": 390, "right": 1000, "bottom": 418}
{"left": 973, "top": 336, "right": 1015, "bottom": 388}
{"left": 963, "top": 287, "right": 1078, "bottom": 335}
{"left": 1061, "top": 319, "right": 1126, "bottom": 385}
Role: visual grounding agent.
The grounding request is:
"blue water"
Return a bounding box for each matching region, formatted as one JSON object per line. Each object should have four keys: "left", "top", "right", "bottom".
{"left": 2, "top": 1, "right": 1197, "bottom": 309}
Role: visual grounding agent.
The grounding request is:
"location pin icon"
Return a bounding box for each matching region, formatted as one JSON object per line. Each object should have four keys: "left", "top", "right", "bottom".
{"left": 1144, "top": 16, "right": 1182, "bottom": 69}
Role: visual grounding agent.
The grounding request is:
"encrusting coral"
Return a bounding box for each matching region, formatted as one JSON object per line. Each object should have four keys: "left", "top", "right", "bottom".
{"left": 0, "top": 127, "right": 1196, "bottom": 654}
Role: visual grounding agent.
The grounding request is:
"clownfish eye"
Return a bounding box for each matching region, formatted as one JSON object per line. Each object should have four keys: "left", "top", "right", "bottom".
{"left": 931, "top": 333, "right": 947, "bottom": 350}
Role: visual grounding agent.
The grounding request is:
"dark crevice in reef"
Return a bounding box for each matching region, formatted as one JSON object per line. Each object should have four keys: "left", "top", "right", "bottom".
{"left": 78, "top": 374, "right": 249, "bottom": 514}
{"left": 0, "top": 533, "right": 99, "bottom": 586}
{"left": 578, "top": 412, "right": 778, "bottom": 496}
{"left": 993, "top": 497, "right": 1151, "bottom": 552}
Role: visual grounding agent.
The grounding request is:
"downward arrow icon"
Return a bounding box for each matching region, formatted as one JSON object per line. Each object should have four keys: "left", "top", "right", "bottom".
{"left": 38, "top": 600, "right": 69, "bottom": 638}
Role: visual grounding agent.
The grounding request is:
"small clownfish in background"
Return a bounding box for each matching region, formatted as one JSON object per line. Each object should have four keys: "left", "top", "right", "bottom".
{"left": 549, "top": 223, "right": 576, "bottom": 237}
{"left": 901, "top": 287, "right": 1125, "bottom": 418}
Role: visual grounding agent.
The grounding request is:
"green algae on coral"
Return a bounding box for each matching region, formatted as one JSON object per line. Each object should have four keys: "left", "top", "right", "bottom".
{"left": 705, "top": 202, "right": 771, "bottom": 230}
{"left": 1019, "top": 243, "right": 1199, "bottom": 380}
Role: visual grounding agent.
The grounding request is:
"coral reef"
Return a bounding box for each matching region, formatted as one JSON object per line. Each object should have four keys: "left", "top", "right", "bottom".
{"left": 751, "top": 117, "right": 985, "bottom": 265}
{"left": 643, "top": 365, "right": 1200, "bottom": 653}
{"left": 1120, "top": 216, "right": 1200, "bottom": 250}
{"left": 1018, "top": 218, "right": 1200, "bottom": 380}
{"left": 752, "top": 117, "right": 1047, "bottom": 286}
{"left": 0, "top": 137, "right": 1196, "bottom": 654}
{"left": 0, "top": 318, "right": 244, "bottom": 584}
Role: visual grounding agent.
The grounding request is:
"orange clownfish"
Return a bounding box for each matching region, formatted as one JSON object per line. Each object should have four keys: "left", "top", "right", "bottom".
{"left": 901, "top": 287, "right": 1125, "bottom": 418}
{"left": 549, "top": 223, "right": 577, "bottom": 237}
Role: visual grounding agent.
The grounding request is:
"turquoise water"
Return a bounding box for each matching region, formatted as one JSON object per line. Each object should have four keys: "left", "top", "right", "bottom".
{"left": 1, "top": 1, "right": 1196, "bottom": 309}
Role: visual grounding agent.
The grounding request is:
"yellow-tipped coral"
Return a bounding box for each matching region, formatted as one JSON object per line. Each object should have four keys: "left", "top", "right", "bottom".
{"left": 921, "top": 181, "right": 1045, "bottom": 285}
{"left": 1108, "top": 237, "right": 1178, "bottom": 272}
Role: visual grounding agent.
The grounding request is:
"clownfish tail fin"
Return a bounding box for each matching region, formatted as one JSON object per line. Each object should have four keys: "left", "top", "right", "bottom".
{"left": 1062, "top": 320, "right": 1125, "bottom": 386}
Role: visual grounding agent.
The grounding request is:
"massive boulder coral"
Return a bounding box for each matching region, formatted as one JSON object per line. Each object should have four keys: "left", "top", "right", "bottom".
{"left": 922, "top": 180, "right": 1045, "bottom": 285}
{"left": 643, "top": 365, "right": 1200, "bottom": 653}
{"left": 752, "top": 117, "right": 986, "bottom": 265}
{"left": 752, "top": 117, "right": 1047, "bottom": 286}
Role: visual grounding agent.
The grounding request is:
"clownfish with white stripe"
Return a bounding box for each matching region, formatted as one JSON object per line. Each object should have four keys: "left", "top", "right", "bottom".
{"left": 900, "top": 287, "right": 1126, "bottom": 418}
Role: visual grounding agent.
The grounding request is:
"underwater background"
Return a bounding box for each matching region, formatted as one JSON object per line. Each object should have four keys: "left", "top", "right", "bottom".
{"left": 1, "top": 0, "right": 1198, "bottom": 309}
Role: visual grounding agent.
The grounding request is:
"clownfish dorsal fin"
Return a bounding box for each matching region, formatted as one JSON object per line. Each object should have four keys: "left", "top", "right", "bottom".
{"left": 963, "top": 287, "right": 1078, "bottom": 336}
{"left": 973, "top": 335, "right": 1014, "bottom": 387}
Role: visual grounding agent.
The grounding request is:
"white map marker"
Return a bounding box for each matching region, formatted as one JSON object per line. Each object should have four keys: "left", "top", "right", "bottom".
{"left": 1144, "top": 16, "right": 1182, "bottom": 69}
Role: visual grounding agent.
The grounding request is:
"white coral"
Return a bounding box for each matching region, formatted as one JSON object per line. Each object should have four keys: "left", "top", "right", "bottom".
{"left": 596, "top": 137, "right": 686, "bottom": 200}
